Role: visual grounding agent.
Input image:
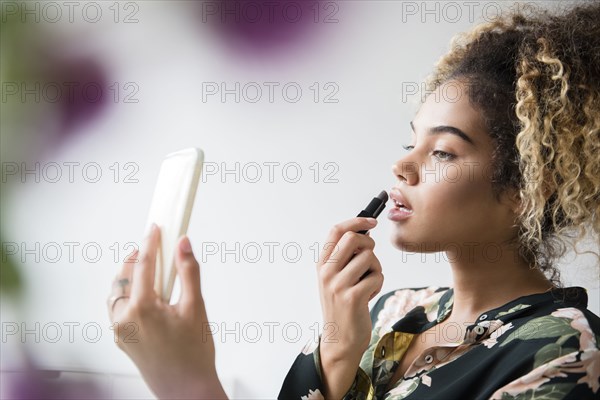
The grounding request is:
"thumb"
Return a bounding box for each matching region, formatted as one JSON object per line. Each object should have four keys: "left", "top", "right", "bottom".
{"left": 175, "top": 236, "right": 202, "bottom": 314}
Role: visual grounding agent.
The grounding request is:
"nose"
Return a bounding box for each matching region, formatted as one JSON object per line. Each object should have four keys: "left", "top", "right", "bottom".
{"left": 391, "top": 156, "right": 418, "bottom": 185}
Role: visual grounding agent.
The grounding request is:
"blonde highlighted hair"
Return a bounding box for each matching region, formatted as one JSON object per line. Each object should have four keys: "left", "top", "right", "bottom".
{"left": 425, "top": 2, "right": 600, "bottom": 283}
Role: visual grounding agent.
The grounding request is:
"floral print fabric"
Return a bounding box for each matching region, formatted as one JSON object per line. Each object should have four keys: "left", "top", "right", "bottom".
{"left": 278, "top": 286, "right": 600, "bottom": 399}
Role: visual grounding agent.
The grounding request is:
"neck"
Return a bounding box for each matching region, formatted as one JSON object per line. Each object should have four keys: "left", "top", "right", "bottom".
{"left": 445, "top": 243, "right": 554, "bottom": 323}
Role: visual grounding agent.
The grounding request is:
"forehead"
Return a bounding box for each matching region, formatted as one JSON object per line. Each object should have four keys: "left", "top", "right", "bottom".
{"left": 413, "top": 80, "right": 489, "bottom": 146}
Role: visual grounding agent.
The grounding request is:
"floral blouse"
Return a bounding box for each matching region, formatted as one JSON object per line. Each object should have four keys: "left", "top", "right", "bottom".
{"left": 278, "top": 286, "right": 600, "bottom": 399}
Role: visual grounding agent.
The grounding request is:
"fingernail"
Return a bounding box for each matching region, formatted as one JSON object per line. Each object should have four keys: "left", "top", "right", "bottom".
{"left": 180, "top": 236, "right": 193, "bottom": 254}
{"left": 367, "top": 218, "right": 377, "bottom": 225}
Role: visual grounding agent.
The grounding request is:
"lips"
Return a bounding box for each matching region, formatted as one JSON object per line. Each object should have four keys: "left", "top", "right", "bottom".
{"left": 388, "top": 188, "right": 413, "bottom": 222}
{"left": 389, "top": 188, "right": 413, "bottom": 212}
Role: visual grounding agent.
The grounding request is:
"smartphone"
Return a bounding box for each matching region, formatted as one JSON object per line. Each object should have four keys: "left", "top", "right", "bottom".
{"left": 143, "top": 148, "right": 204, "bottom": 303}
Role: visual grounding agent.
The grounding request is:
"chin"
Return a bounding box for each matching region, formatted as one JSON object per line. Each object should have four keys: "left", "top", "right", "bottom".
{"left": 389, "top": 233, "right": 423, "bottom": 253}
{"left": 390, "top": 231, "right": 448, "bottom": 254}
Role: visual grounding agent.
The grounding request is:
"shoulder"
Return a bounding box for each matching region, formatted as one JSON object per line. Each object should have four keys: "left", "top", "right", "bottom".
{"left": 547, "top": 306, "right": 600, "bottom": 337}
{"left": 488, "top": 288, "right": 600, "bottom": 399}
{"left": 489, "top": 309, "right": 600, "bottom": 398}
{"left": 496, "top": 287, "right": 600, "bottom": 347}
{"left": 546, "top": 286, "right": 600, "bottom": 332}
{"left": 483, "top": 287, "right": 599, "bottom": 350}
{"left": 519, "top": 305, "right": 600, "bottom": 351}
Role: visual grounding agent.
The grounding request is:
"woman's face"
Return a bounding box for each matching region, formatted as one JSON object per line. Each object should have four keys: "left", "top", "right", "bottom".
{"left": 388, "top": 79, "right": 519, "bottom": 253}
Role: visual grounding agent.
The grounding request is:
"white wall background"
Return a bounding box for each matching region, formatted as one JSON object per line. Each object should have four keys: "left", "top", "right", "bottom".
{"left": 1, "top": 1, "right": 597, "bottom": 398}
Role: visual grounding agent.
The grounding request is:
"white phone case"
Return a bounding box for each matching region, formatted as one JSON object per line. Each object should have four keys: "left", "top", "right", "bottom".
{"left": 144, "top": 148, "right": 204, "bottom": 303}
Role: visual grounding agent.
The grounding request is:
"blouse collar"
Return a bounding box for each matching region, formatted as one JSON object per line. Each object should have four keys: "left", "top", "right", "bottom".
{"left": 390, "top": 286, "right": 589, "bottom": 335}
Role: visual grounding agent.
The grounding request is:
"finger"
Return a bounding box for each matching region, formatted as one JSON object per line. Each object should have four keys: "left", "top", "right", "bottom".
{"left": 131, "top": 223, "right": 160, "bottom": 302}
{"left": 109, "top": 277, "right": 132, "bottom": 306}
{"left": 112, "top": 249, "right": 138, "bottom": 294}
{"left": 175, "top": 236, "right": 202, "bottom": 315}
{"left": 321, "top": 232, "right": 375, "bottom": 273}
{"left": 124, "top": 246, "right": 140, "bottom": 263}
{"left": 320, "top": 218, "right": 377, "bottom": 265}
{"left": 108, "top": 294, "right": 131, "bottom": 321}
{"left": 369, "top": 283, "right": 382, "bottom": 302}
{"left": 350, "top": 268, "right": 384, "bottom": 304}
{"left": 336, "top": 250, "right": 378, "bottom": 288}
{"left": 107, "top": 249, "right": 138, "bottom": 320}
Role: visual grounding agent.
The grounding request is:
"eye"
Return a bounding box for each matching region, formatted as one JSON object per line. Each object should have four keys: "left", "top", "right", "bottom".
{"left": 402, "top": 145, "right": 414, "bottom": 151}
{"left": 432, "top": 150, "right": 456, "bottom": 161}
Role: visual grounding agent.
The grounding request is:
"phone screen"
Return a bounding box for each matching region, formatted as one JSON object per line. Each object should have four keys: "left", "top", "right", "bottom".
{"left": 144, "top": 148, "right": 204, "bottom": 303}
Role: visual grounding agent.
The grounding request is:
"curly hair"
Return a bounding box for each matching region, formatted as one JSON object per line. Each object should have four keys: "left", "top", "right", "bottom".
{"left": 424, "top": 2, "right": 600, "bottom": 284}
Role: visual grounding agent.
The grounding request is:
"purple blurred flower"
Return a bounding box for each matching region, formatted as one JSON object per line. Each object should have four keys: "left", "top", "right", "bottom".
{"left": 44, "top": 57, "right": 109, "bottom": 137}
{"left": 3, "top": 365, "right": 107, "bottom": 400}
{"left": 2, "top": 5, "right": 110, "bottom": 158}
{"left": 199, "top": 0, "right": 326, "bottom": 57}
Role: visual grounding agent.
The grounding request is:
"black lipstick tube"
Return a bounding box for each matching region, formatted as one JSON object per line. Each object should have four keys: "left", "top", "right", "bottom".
{"left": 357, "top": 190, "right": 388, "bottom": 234}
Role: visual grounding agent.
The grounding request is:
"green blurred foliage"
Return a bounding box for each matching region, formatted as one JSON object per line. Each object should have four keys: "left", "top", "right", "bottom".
{"left": 0, "top": 232, "right": 22, "bottom": 295}
{"left": 0, "top": 5, "right": 28, "bottom": 295}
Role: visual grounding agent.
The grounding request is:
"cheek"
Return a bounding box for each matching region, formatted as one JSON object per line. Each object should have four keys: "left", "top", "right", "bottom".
{"left": 424, "top": 183, "right": 504, "bottom": 253}
{"left": 389, "top": 181, "right": 473, "bottom": 246}
{"left": 424, "top": 163, "right": 495, "bottom": 214}
{"left": 389, "top": 163, "right": 499, "bottom": 249}
{"left": 421, "top": 180, "right": 482, "bottom": 215}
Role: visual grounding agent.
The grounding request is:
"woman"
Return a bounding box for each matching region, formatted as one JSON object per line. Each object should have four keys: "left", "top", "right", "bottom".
{"left": 107, "top": 2, "right": 600, "bottom": 399}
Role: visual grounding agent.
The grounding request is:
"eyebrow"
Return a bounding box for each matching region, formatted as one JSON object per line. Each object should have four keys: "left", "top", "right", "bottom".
{"left": 410, "top": 121, "right": 475, "bottom": 146}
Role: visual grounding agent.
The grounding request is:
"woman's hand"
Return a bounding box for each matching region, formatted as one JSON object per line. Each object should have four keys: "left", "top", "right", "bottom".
{"left": 106, "top": 224, "right": 228, "bottom": 400}
{"left": 316, "top": 217, "right": 384, "bottom": 398}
